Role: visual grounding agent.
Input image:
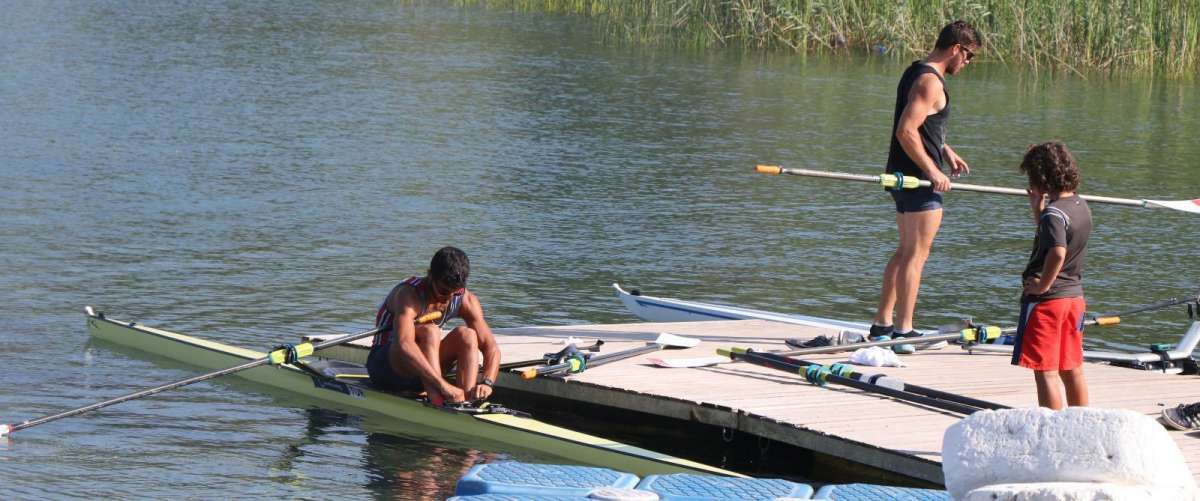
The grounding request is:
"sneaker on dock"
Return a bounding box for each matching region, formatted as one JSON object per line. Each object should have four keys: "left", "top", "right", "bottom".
{"left": 868, "top": 324, "right": 893, "bottom": 343}
{"left": 784, "top": 335, "right": 834, "bottom": 349}
{"left": 1162, "top": 402, "right": 1200, "bottom": 430}
{"left": 891, "top": 330, "right": 919, "bottom": 355}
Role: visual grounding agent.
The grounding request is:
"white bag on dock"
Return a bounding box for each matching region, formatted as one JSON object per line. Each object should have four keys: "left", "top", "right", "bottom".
{"left": 849, "top": 346, "right": 905, "bottom": 367}
{"left": 942, "top": 407, "right": 1196, "bottom": 500}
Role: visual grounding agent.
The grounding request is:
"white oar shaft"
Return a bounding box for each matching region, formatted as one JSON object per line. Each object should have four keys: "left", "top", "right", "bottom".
{"left": 756, "top": 166, "right": 1158, "bottom": 210}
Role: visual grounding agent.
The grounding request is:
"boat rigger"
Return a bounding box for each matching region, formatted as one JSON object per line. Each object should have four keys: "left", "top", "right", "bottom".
{"left": 0, "top": 307, "right": 738, "bottom": 478}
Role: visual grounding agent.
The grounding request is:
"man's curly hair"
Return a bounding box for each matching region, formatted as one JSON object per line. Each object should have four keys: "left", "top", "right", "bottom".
{"left": 429, "top": 246, "right": 469, "bottom": 291}
{"left": 1019, "top": 141, "right": 1080, "bottom": 193}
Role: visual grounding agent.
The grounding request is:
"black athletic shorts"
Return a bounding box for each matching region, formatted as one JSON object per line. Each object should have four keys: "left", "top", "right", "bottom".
{"left": 890, "top": 187, "right": 944, "bottom": 213}
{"left": 366, "top": 342, "right": 425, "bottom": 392}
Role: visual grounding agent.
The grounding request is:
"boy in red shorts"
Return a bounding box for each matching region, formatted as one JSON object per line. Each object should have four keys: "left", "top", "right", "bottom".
{"left": 1011, "top": 142, "right": 1092, "bottom": 410}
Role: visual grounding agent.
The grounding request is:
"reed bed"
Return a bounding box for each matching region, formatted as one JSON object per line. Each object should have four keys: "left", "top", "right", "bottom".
{"left": 460, "top": 0, "right": 1200, "bottom": 78}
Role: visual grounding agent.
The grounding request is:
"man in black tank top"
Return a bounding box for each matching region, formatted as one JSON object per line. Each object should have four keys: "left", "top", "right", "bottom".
{"left": 367, "top": 247, "right": 501, "bottom": 405}
{"left": 871, "top": 21, "right": 981, "bottom": 352}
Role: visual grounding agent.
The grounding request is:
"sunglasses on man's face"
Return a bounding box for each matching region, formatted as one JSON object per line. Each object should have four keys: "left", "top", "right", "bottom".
{"left": 430, "top": 280, "right": 464, "bottom": 298}
{"left": 960, "top": 44, "right": 976, "bottom": 61}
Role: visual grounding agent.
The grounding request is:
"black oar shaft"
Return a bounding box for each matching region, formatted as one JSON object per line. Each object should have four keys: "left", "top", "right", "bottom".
{"left": 6, "top": 324, "right": 386, "bottom": 435}
{"left": 735, "top": 350, "right": 984, "bottom": 415}
{"left": 753, "top": 351, "right": 1008, "bottom": 411}
{"left": 7, "top": 355, "right": 274, "bottom": 434}
{"left": 1091, "top": 291, "right": 1200, "bottom": 325}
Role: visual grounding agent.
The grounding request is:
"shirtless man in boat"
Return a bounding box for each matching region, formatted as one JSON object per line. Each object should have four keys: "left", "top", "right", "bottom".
{"left": 366, "top": 246, "right": 501, "bottom": 405}
{"left": 871, "top": 21, "right": 981, "bottom": 353}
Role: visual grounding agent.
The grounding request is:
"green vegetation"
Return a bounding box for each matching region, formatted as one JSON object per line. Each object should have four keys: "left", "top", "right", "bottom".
{"left": 463, "top": 0, "right": 1200, "bottom": 78}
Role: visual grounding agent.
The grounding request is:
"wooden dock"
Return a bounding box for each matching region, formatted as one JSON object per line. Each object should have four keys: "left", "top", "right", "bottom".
{"left": 314, "top": 319, "right": 1200, "bottom": 485}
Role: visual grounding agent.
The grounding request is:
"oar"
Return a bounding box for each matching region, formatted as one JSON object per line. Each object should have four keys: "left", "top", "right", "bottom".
{"left": 963, "top": 292, "right": 1200, "bottom": 357}
{"left": 498, "top": 340, "right": 604, "bottom": 372}
{"left": 755, "top": 165, "right": 1200, "bottom": 215}
{"left": 0, "top": 310, "right": 443, "bottom": 438}
{"left": 652, "top": 321, "right": 1001, "bottom": 369}
{"left": 1086, "top": 290, "right": 1200, "bottom": 327}
{"left": 725, "top": 348, "right": 1007, "bottom": 411}
{"left": 521, "top": 333, "right": 700, "bottom": 380}
{"left": 719, "top": 347, "right": 997, "bottom": 415}
{"left": 769, "top": 296, "right": 1187, "bottom": 361}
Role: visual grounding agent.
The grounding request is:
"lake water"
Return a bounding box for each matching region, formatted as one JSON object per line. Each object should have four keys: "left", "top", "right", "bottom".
{"left": 2, "top": 1, "right": 1197, "bottom": 498}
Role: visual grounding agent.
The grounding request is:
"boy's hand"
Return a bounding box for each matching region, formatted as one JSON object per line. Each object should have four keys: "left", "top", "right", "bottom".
{"left": 1023, "top": 276, "right": 1048, "bottom": 296}
{"left": 1027, "top": 188, "right": 1046, "bottom": 216}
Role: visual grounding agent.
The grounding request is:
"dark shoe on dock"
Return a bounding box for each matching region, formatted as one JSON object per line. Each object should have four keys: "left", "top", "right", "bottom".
{"left": 785, "top": 335, "right": 834, "bottom": 349}
{"left": 1162, "top": 402, "right": 1200, "bottom": 430}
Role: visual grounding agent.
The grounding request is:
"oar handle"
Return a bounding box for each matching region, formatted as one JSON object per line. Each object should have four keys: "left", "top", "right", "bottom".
{"left": 416, "top": 311, "right": 443, "bottom": 323}
{"left": 498, "top": 340, "right": 604, "bottom": 372}
{"left": 521, "top": 343, "right": 667, "bottom": 380}
{"left": 519, "top": 354, "right": 587, "bottom": 380}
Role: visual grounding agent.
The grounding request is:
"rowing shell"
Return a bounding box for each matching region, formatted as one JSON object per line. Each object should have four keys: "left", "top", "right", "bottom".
{"left": 613, "top": 283, "right": 870, "bottom": 333}
{"left": 612, "top": 283, "right": 950, "bottom": 343}
{"left": 85, "top": 309, "right": 737, "bottom": 477}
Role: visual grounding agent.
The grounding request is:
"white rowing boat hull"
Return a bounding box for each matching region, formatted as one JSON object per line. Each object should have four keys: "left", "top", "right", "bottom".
{"left": 85, "top": 309, "right": 736, "bottom": 477}
{"left": 612, "top": 283, "right": 870, "bottom": 334}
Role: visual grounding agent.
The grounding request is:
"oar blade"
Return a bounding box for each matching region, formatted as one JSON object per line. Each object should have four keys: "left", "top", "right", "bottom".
{"left": 1146, "top": 199, "right": 1200, "bottom": 214}
{"left": 653, "top": 332, "right": 701, "bottom": 348}
{"left": 649, "top": 356, "right": 727, "bottom": 369}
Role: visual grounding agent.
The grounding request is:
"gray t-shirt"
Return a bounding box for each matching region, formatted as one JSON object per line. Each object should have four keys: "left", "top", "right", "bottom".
{"left": 1022, "top": 195, "right": 1092, "bottom": 300}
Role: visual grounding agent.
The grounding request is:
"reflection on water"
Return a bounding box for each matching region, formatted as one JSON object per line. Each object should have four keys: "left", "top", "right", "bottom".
{"left": 274, "top": 408, "right": 504, "bottom": 501}
{"left": 1, "top": 0, "right": 1197, "bottom": 497}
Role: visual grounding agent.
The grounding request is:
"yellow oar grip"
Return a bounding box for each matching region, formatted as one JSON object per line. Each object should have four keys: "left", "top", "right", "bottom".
{"left": 755, "top": 165, "right": 782, "bottom": 175}
{"left": 268, "top": 343, "right": 315, "bottom": 365}
{"left": 268, "top": 311, "right": 441, "bottom": 366}
{"left": 960, "top": 325, "right": 1003, "bottom": 343}
{"left": 416, "top": 311, "right": 443, "bottom": 324}
{"left": 879, "top": 173, "right": 922, "bottom": 190}
{"left": 520, "top": 368, "right": 537, "bottom": 380}
{"left": 1095, "top": 316, "right": 1120, "bottom": 326}
{"left": 716, "top": 347, "right": 748, "bottom": 358}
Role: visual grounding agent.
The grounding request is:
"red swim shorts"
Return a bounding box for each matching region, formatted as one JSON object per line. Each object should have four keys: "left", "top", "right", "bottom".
{"left": 1011, "top": 296, "right": 1086, "bottom": 371}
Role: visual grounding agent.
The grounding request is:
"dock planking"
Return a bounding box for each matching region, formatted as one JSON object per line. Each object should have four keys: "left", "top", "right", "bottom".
{"left": 311, "top": 318, "right": 1200, "bottom": 485}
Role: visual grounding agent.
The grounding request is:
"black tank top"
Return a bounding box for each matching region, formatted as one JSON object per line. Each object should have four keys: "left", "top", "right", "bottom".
{"left": 885, "top": 61, "right": 949, "bottom": 179}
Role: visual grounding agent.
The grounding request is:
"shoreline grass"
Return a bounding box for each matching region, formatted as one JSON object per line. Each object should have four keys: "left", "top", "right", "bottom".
{"left": 460, "top": 0, "right": 1199, "bottom": 79}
